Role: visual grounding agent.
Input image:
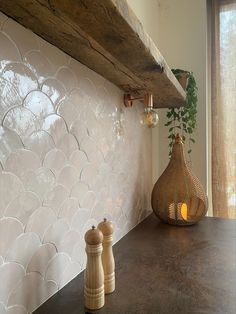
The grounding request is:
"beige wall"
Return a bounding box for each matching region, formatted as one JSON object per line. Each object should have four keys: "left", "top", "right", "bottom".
{"left": 128, "top": 0, "right": 207, "bottom": 191}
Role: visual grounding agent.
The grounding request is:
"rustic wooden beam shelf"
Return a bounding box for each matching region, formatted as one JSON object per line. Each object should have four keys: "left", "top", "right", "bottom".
{"left": 0, "top": 0, "right": 186, "bottom": 108}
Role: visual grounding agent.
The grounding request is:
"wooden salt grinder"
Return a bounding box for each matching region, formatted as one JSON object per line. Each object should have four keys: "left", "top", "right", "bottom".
{"left": 84, "top": 226, "right": 105, "bottom": 310}
{"left": 98, "top": 218, "right": 115, "bottom": 294}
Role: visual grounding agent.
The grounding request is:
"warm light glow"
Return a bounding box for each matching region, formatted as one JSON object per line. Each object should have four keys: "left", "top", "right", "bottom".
{"left": 140, "top": 108, "right": 159, "bottom": 128}
{"left": 180, "top": 203, "right": 188, "bottom": 220}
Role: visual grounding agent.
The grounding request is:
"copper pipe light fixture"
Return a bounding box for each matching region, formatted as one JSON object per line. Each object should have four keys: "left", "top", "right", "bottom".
{"left": 151, "top": 134, "right": 208, "bottom": 226}
{"left": 124, "top": 93, "right": 159, "bottom": 128}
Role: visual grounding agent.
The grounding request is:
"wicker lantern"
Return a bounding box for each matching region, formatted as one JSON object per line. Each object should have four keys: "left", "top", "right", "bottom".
{"left": 151, "top": 134, "right": 208, "bottom": 226}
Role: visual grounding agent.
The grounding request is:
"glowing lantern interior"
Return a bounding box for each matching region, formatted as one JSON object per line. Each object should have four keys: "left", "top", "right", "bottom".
{"left": 180, "top": 203, "right": 188, "bottom": 220}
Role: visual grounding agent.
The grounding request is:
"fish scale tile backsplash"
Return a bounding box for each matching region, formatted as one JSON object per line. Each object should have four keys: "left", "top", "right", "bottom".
{"left": 0, "top": 12, "right": 152, "bottom": 314}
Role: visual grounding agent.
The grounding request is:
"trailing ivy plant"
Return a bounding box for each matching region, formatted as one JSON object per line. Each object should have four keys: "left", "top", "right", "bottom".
{"left": 165, "top": 69, "right": 198, "bottom": 157}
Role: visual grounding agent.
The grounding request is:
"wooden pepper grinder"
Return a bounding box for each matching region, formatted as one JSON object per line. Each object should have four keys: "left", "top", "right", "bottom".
{"left": 84, "top": 226, "right": 105, "bottom": 310}
{"left": 98, "top": 218, "right": 115, "bottom": 294}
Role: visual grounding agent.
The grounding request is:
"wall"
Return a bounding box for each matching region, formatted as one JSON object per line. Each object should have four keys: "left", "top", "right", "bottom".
{"left": 156, "top": 0, "right": 207, "bottom": 191}
{"left": 128, "top": 0, "right": 208, "bottom": 194}
{"left": 0, "top": 12, "right": 152, "bottom": 313}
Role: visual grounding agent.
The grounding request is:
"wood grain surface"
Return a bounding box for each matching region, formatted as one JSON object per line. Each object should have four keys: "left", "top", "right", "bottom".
{"left": 0, "top": 0, "right": 186, "bottom": 108}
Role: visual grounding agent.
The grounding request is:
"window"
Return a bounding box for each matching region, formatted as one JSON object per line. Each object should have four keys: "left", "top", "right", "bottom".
{"left": 210, "top": 0, "right": 236, "bottom": 218}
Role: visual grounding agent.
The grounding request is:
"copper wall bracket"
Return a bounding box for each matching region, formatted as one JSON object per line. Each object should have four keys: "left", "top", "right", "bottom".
{"left": 124, "top": 93, "right": 153, "bottom": 108}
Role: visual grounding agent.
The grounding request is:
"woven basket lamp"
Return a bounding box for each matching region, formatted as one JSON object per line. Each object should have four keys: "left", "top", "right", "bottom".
{"left": 151, "top": 134, "right": 208, "bottom": 226}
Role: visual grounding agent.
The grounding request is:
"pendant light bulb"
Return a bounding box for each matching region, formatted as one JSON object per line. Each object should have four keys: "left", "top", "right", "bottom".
{"left": 140, "top": 93, "right": 159, "bottom": 128}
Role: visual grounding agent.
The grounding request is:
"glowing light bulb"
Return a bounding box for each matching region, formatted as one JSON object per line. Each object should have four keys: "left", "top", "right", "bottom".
{"left": 140, "top": 107, "right": 159, "bottom": 128}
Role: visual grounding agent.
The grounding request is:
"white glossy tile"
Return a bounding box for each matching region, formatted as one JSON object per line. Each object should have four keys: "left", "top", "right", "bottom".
{"left": 59, "top": 262, "right": 81, "bottom": 289}
{"left": 43, "top": 149, "right": 67, "bottom": 177}
{"left": 69, "top": 150, "right": 88, "bottom": 176}
{"left": 0, "top": 15, "right": 152, "bottom": 312}
{"left": 57, "top": 165, "right": 79, "bottom": 190}
{"left": 0, "top": 263, "right": 25, "bottom": 304}
{"left": 0, "top": 126, "right": 23, "bottom": 166}
{"left": 0, "top": 218, "right": 23, "bottom": 257}
{"left": 24, "top": 50, "right": 53, "bottom": 84}
{"left": 58, "top": 197, "right": 79, "bottom": 225}
{"left": 6, "top": 233, "right": 41, "bottom": 269}
{"left": 23, "top": 130, "right": 55, "bottom": 160}
{"left": 2, "top": 62, "right": 38, "bottom": 98}
{"left": 0, "top": 77, "right": 21, "bottom": 121}
{"left": 45, "top": 253, "right": 70, "bottom": 284}
{"left": 7, "top": 272, "right": 45, "bottom": 312}
{"left": 56, "top": 67, "right": 77, "bottom": 92}
{"left": 24, "top": 90, "right": 54, "bottom": 118}
{"left": 5, "top": 305, "right": 27, "bottom": 314}
{"left": 25, "top": 167, "right": 55, "bottom": 200}
{"left": 43, "top": 219, "right": 69, "bottom": 247}
{"left": 0, "top": 172, "right": 24, "bottom": 217}
{"left": 4, "top": 191, "right": 41, "bottom": 225}
{"left": 57, "top": 230, "right": 80, "bottom": 256}
{"left": 3, "top": 107, "right": 37, "bottom": 139}
{"left": 70, "top": 181, "right": 89, "bottom": 205}
{"left": 27, "top": 243, "right": 57, "bottom": 277}
{"left": 57, "top": 133, "right": 78, "bottom": 157}
{"left": 25, "top": 206, "right": 56, "bottom": 241}
{"left": 41, "top": 114, "right": 67, "bottom": 146}
{"left": 43, "top": 185, "right": 69, "bottom": 216}
{"left": 41, "top": 78, "right": 66, "bottom": 108}
{"left": 0, "top": 32, "right": 20, "bottom": 66}
{"left": 71, "top": 208, "right": 91, "bottom": 233}
{"left": 5, "top": 149, "right": 40, "bottom": 183}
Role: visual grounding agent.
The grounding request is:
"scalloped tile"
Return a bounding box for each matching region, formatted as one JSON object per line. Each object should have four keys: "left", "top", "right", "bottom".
{"left": 57, "top": 99, "right": 80, "bottom": 129}
{"left": 57, "top": 230, "right": 80, "bottom": 256}
{"left": 59, "top": 262, "right": 81, "bottom": 289}
{"left": 0, "top": 77, "right": 22, "bottom": 121}
{"left": 0, "top": 126, "right": 23, "bottom": 165}
{"left": 43, "top": 219, "right": 69, "bottom": 247}
{"left": 0, "top": 32, "right": 20, "bottom": 65}
{"left": 5, "top": 149, "right": 40, "bottom": 183}
{"left": 25, "top": 167, "right": 55, "bottom": 200}
{"left": 58, "top": 197, "right": 79, "bottom": 225}
{"left": 7, "top": 272, "right": 57, "bottom": 313}
{"left": 0, "top": 172, "right": 24, "bottom": 217}
{"left": 0, "top": 12, "right": 8, "bottom": 29}
{"left": 71, "top": 208, "right": 91, "bottom": 233}
{"left": 69, "top": 150, "right": 88, "bottom": 175}
{"left": 5, "top": 305, "right": 27, "bottom": 314}
{"left": 41, "top": 114, "right": 68, "bottom": 146}
{"left": 23, "top": 130, "right": 55, "bottom": 160}
{"left": 43, "top": 149, "right": 67, "bottom": 177}
{"left": 0, "top": 263, "right": 25, "bottom": 304}
{"left": 57, "top": 133, "right": 78, "bottom": 157}
{"left": 3, "top": 18, "right": 39, "bottom": 58}
{"left": 57, "top": 165, "right": 79, "bottom": 190}
{"left": 25, "top": 206, "right": 57, "bottom": 241}
{"left": 4, "top": 191, "right": 40, "bottom": 225}
{"left": 56, "top": 67, "right": 77, "bottom": 92}
{"left": 6, "top": 233, "right": 41, "bottom": 268}
{"left": 43, "top": 184, "right": 69, "bottom": 215}
{"left": 0, "top": 218, "right": 24, "bottom": 257}
{"left": 3, "top": 107, "right": 37, "bottom": 138}
{"left": 24, "top": 50, "right": 53, "bottom": 84}
{"left": 45, "top": 253, "right": 70, "bottom": 283}
{"left": 2, "top": 62, "right": 38, "bottom": 98}
{"left": 0, "top": 13, "right": 152, "bottom": 313}
{"left": 70, "top": 181, "right": 89, "bottom": 204}
{"left": 24, "top": 90, "right": 54, "bottom": 118}
{"left": 41, "top": 78, "right": 66, "bottom": 108}
{"left": 27, "top": 243, "right": 57, "bottom": 277}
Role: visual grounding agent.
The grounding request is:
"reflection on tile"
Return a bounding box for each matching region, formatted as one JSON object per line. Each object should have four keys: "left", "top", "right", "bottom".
{"left": 0, "top": 12, "right": 152, "bottom": 313}
{"left": 2, "top": 62, "right": 38, "bottom": 98}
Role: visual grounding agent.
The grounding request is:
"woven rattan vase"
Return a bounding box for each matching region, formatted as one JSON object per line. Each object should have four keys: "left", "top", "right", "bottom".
{"left": 151, "top": 134, "right": 208, "bottom": 226}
